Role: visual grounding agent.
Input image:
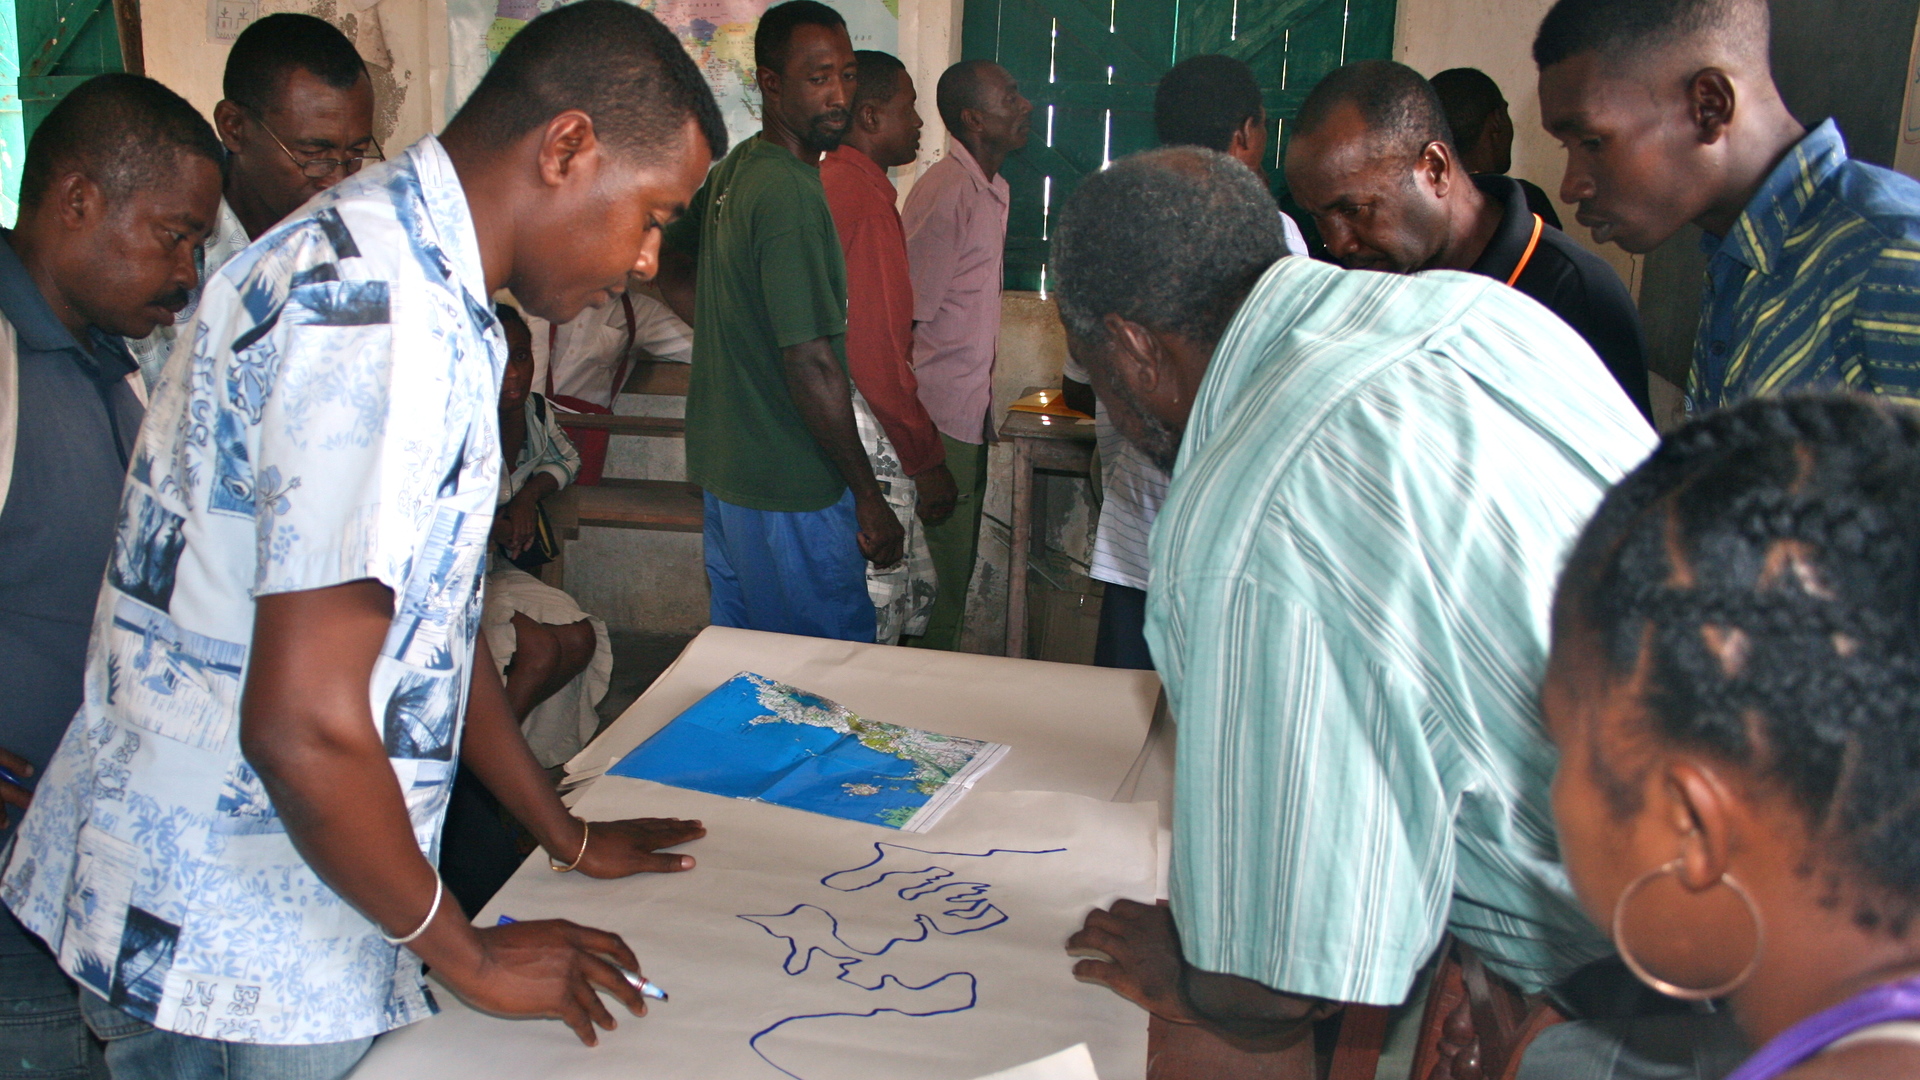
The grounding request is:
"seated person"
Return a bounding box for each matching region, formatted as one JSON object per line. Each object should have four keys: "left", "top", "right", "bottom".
{"left": 1540, "top": 394, "right": 1920, "bottom": 1080}
{"left": 542, "top": 279, "right": 692, "bottom": 409}
{"left": 488, "top": 304, "right": 610, "bottom": 767}
{"left": 1050, "top": 148, "right": 1664, "bottom": 1071}
{"left": 436, "top": 312, "right": 625, "bottom": 918}
{"left": 1285, "top": 60, "right": 1652, "bottom": 420}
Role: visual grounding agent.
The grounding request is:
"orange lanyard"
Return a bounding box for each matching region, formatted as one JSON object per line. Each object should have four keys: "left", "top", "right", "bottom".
{"left": 1505, "top": 213, "right": 1545, "bottom": 287}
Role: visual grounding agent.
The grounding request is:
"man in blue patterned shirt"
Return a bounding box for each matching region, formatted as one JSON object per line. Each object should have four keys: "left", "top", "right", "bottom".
{"left": 0, "top": 5, "right": 726, "bottom": 1077}
{"left": 1535, "top": 0, "right": 1920, "bottom": 413}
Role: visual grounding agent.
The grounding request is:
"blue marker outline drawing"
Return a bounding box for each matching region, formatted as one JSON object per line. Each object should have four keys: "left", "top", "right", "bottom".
{"left": 738, "top": 844, "right": 1067, "bottom": 1080}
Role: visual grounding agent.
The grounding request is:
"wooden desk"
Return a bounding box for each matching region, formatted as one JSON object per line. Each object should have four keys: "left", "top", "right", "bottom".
{"left": 998, "top": 394, "right": 1096, "bottom": 658}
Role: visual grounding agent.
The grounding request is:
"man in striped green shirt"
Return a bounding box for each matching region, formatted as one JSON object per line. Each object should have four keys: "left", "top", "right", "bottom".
{"left": 1057, "top": 148, "right": 1657, "bottom": 1049}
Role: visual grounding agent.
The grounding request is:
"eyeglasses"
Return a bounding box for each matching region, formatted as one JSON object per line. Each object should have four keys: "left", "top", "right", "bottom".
{"left": 251, "top": 110, "right": 384, "bottom": 180}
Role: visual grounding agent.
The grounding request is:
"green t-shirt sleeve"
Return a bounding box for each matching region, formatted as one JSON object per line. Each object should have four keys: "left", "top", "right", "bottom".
{"left": 753, "top": 183, "right": 848, "bottom": 351}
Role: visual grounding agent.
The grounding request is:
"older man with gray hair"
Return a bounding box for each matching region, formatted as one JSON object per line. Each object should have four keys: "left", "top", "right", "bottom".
{"left": 1053, "top": 147, "right": 1732, "bottom": 1078}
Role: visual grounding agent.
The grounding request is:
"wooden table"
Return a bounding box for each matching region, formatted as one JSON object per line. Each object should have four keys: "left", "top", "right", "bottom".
{"left": 999, "top": 393, "right": 1096, "bottom": 658}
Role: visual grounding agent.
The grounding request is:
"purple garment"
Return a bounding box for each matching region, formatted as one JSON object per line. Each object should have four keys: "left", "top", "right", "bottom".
{"left": 1724, "top": 975, "right": 1920, "bottom": 1080}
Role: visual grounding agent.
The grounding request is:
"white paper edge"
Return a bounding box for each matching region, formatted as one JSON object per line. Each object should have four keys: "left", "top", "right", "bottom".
{"left": 964, "top": 1042, "right": 1101, "bottom": 1080}
{"left": 898, "top": 740, "right": 1012, "bottom": 833}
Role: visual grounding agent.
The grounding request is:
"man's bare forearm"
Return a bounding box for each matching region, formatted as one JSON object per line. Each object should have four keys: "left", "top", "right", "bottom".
{"left": 781, "top": 338, "right": 884, "bottom": 501}
{"left": 242, "top": 581, "right": 479, "bottom": 973}
{"left": 458, "top": 635, "right": 586, "bottom": 857}
{"left": 516, "top": 471, "right": 559, "bottom": 504}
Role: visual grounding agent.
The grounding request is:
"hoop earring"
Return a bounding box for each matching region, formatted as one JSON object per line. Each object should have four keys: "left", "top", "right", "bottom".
{"left": 1611, "top": 858, "right": 1764, "bottom": 1001}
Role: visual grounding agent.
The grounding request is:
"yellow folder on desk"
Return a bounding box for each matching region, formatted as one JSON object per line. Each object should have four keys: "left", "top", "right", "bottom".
{"left": 1007, "top": 388, "right": 1092, "bottom": 420}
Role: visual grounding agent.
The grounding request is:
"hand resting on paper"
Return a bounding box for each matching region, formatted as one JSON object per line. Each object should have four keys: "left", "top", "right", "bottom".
{"left": 1066, "top": 899, "right": 1199, "bottom": 1024}
{"left": 441, "top": 918, "right": 655, "bottom": 1045}
{"left": 1067, "top": 898, "right": 1340, "bottom": 1053}
{"left": 571, "top": 816, "right": 709, "bottom": 876}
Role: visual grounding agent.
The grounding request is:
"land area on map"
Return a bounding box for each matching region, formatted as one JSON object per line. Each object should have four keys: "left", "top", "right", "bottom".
{"left": 607, "top": 672, "right": 1009, "bottom": 831}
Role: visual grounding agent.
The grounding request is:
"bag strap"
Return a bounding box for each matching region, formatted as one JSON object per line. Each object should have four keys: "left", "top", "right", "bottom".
{"left": 544, "top": 297, "right": 638, "bottom": 404}
{"left": 545, "top": 322, "right": 559, "bottom": 397}
{"left": 609, "top": 292, "right": 637, "bottom": 401}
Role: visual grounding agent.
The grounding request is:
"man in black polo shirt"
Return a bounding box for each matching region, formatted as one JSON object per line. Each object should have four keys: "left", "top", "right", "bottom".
{"left": 1285, "top": 59, "right": 1651, "bottom": 420}
{"left": 1430, "top": 66, "right": 1563, "bottom": 229}
{"left": 0, "top": 75, "right": 222, "bottom": 1077}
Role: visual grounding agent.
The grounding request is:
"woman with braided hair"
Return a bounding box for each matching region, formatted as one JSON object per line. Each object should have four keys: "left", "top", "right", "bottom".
{"left": 1545, "top": 394, "right": 1920, "bottom": 1079}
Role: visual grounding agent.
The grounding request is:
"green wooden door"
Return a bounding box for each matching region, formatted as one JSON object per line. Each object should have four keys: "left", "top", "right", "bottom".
{"left": 962, "top": 0, "right": 1395, "bottom": 290}
{"left": 17, "top": 0, "right": 124, "bottom": 139}
{"left": 2, "top": 0, "right": 125, "bottom": 220}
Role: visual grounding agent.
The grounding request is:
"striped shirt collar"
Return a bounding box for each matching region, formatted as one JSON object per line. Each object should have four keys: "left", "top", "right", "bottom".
{"left": 1706, "top": 118, "right": 1848, "bottom": 276}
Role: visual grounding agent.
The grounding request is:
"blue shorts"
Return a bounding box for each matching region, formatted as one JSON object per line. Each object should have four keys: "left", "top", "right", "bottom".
{"left": 703, "top": 489, "right": 874, "bottom": 643}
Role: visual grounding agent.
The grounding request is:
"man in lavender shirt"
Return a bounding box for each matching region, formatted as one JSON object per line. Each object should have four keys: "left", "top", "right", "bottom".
{"left": 901, "top": 59, "right": 1031, "bottom": 650}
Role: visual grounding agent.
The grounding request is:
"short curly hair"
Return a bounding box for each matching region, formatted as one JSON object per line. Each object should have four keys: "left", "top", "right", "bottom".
{"left": 223, "top": 13, "right": 366, "bottom": 114}
{"left": 1533, "top": 0, "right": 1769, "bottom": 69}
{"left": 852, "top": 50, "right": 907, "bottom": 110}
{"left": 1153, "top": 55, "right": 1263, "bottom": 155}
{"left": 450, "top": 0, "right": 727, "bottom": 166}
{"left": 1293, "top": 60, "right": 1454, "bottom": 161}
{"left": 19, "top": 74, "right": 223, "bottom": 214}
{"left": 1557, "top": 394, "right": 1920, "bottom": 935}
{"left": 1051, "top": 146, "right": 1286, "bottom": 352}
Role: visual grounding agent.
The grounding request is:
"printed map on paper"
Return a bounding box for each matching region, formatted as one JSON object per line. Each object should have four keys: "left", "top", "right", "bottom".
{"left": 608, "top": 672, "right": 1008, "bottom": 831}
{"left": 448, "top": 0, "right": 898, "bottom": 150}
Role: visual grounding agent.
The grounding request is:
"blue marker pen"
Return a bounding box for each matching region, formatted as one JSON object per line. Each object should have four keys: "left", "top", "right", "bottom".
{"left": 495, "top": 916, "right": 668, "bottom": 1001}
{"left": 0, "top": 763, "right": 28, "bottom": 789}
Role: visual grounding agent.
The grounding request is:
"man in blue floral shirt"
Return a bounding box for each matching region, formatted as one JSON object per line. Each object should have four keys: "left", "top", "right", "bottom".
{"left": 0, "top": 5, "right": 726, "bottom": 1077}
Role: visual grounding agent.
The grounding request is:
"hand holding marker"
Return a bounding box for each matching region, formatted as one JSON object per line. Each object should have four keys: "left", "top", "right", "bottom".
{"left": 495, "top": 916, "right": 668, "bottom": 1001}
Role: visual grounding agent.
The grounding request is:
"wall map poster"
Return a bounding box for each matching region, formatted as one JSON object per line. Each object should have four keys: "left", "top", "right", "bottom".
{"left": 445, "top": 0, "right": 899, "bottom": 149}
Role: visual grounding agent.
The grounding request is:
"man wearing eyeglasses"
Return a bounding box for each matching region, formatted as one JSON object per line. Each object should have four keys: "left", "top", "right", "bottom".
{"left": 128, "top": 13, "right": 377, "bottom": 388}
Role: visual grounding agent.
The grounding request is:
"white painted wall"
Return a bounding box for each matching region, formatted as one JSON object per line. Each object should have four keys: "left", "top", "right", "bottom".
{"left": 1897, "top": 5, "right": 1920, "bottom": 179}
{"left": 142, "top": 0, "right": 448, "bottom": 153}
{"left": 892, "top": 0, "right": 961, "bottom": 200}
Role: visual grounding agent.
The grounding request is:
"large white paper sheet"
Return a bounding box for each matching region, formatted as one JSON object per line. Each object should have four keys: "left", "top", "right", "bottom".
{"left": 966, "top": 1044, "right": 1100, "bottom": 1080}
{"left": 351, "top": 784, "right": 1158, "bottom": 1080}
{"left": 561, "top": 627, "right": 1163, "bottom": 804}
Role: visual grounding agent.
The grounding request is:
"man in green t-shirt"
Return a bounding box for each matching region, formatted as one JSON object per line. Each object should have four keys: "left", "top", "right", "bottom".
{"left": 658, "top": 0, "right": 902, "bottom": 642}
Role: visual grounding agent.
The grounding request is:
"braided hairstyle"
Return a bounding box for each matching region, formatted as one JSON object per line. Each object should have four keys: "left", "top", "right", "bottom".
{"left": 1557, "top": 395, "right": 1920, "bottom": 935}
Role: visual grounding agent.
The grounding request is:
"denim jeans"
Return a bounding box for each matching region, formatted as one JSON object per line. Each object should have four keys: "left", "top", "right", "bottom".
{"left": 0, "top": 927, "right": 106, "bottom": 1080}
{"left": 77, "top": 994, "right": 372, "bottom": 1080}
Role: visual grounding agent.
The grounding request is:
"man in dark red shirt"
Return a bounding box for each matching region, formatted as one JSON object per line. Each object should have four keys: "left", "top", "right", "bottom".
{"left": 822, "top": 50, "right": 957, "bottom": 524}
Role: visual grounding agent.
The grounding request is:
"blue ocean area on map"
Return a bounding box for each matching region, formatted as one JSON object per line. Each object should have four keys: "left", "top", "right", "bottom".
{"left": 608, "top": 673, "right": 1008, "bottom": 831}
